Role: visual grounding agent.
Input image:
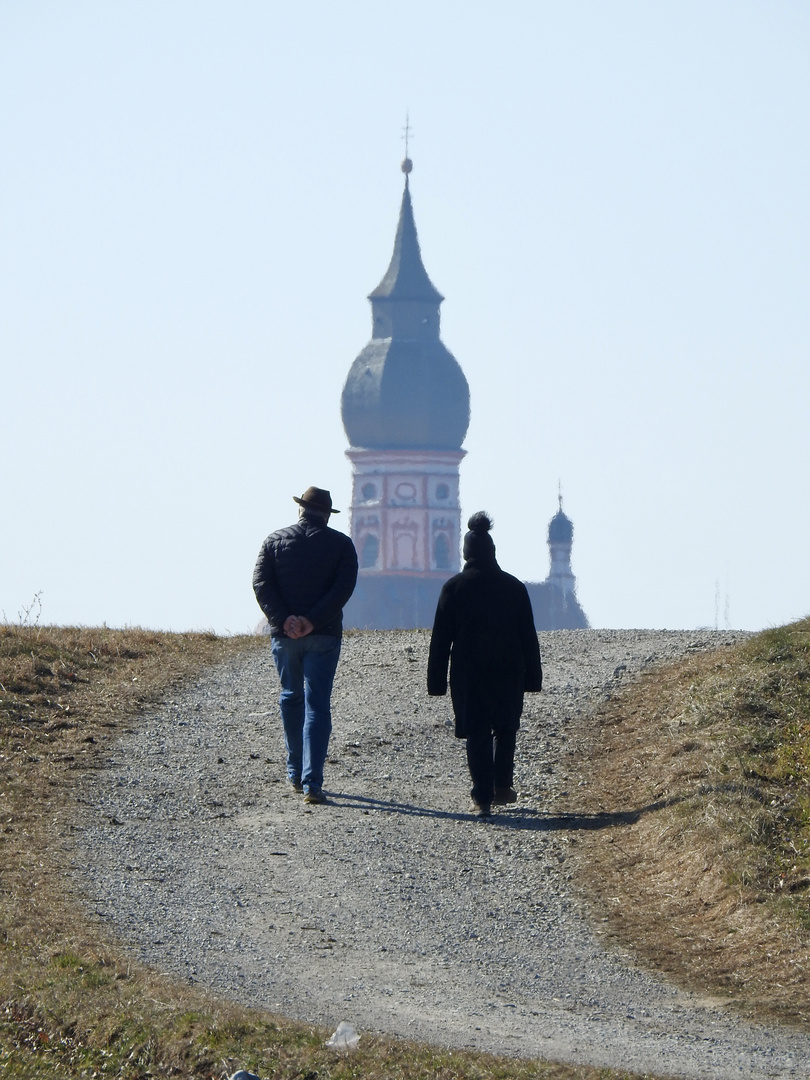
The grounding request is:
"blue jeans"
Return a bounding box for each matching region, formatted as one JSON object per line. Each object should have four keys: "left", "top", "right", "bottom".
{"left": 270, "top": 634, "right": 341, "bottom": 793}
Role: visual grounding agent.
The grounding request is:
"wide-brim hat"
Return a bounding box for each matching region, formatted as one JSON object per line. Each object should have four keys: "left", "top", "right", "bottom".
{"left": 293, "top": 486, "right": 339, "bottom": 514}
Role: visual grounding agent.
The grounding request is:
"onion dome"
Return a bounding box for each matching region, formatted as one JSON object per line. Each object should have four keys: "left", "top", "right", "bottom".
{"left": 548, "top": 508, "right": 574, "bottom": 544}
{"left": 341, "top": 169, "right": 470, "bottom": 451}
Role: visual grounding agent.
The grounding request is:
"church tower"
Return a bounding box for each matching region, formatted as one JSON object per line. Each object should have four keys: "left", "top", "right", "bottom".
{"left": 523, "top": 494, "right": 589, "bottom": 630}
{"left": 546, "top": 496, "right": 577, "bottom": 597}
{"left": 341, "top": 158, "right": 470, "bottom": 629}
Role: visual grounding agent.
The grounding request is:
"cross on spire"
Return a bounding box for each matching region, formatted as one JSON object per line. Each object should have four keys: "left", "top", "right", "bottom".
{"left": 402, "top": 112, "right": 412, "bottom": 157}
{"left": 401, "top": 113, "right": 413, "bottom": 176}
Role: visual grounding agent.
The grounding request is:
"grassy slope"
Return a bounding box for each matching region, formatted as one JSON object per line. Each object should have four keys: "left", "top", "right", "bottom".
{"left": 0, "top": 623, "right": 648, "bottom": 1080}
{"left": 570, "top": 618, "right": 810, "bottom": 1027}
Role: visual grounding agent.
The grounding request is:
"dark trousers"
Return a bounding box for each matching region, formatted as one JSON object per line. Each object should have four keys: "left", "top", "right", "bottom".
{"left": 466, "top": 722, "right": 517, "bottom": 806}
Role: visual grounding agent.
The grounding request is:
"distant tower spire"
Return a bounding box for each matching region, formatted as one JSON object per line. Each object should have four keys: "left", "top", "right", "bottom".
{"left": 401, "top": 112, "right": 413, "bottom": 177}
{"left": 546, "top": 490, "right": 577, "bottom": 598}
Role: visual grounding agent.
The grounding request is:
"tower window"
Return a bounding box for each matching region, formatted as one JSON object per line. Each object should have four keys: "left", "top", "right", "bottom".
{"left": 360, "top": 533, "right": 380, "bottom": 569}
{"left": 436, "top": 483, "right": 449, "bottom": 500}
{"left": 361, "top": 482, "right": 377, "bottom": 501}
{"left": 434, "top": 533, "right": 451, "bottom": 569}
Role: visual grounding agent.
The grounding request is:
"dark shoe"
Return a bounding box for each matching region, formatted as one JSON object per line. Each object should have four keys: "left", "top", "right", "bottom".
{"left": 471, "top": 798, "right": 492, "bottom": 818}
{"left": 288, "top": 777, "right": 304, "bottom": 793}
{"left": 304, "top": 787, "right": 327, "bottom": 805}
{"left": 493, "top": 786, "right": 517, "bottom": 804}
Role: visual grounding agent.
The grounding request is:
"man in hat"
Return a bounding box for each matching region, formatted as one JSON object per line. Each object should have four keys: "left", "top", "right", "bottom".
{"left": 253, "top": 486, "right": 358, "bottom": 804}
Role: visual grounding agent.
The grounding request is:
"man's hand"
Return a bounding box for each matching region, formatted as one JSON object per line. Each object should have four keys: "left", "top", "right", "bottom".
{"left": 283, "top": 615, "right": 315, "bottom": 639}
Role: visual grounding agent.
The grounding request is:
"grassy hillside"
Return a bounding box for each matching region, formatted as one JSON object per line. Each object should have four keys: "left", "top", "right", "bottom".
{"left": 571, "top": 617, "right": 810, "bottom": 1026}
{"left": 1, "top": 618, "right": 809, "bottom": 1076}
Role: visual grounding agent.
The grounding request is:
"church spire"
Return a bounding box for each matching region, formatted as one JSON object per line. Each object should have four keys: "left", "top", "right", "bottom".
{"left": 341, "top": 154, "right": 469, "bottom": 450}
{"left": 546, "top": 491, "right": 576, "bottom": 597}
{"left": 368, "top": 157, "right": 443, "bottom": 304}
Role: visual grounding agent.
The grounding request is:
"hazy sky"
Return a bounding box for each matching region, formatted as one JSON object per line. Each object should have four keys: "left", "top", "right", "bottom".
{"left": 3, "top": 1, "right": 809, "bottom": 634}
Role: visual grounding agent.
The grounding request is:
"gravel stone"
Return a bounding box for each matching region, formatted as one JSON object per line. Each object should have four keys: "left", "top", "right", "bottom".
{"left": 73, "top": 629, "right": 810, "bottom": 1080}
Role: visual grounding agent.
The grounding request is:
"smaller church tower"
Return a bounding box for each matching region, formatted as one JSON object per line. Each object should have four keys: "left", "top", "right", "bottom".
{"left": 523, "top": 494, "right": 589, "bottom": 630}
{"left": 546, "top": 496, "right": 577, "bottom": 597}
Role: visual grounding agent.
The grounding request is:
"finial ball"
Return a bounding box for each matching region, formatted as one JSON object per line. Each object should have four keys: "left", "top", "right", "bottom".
{"left": 401, "top": 157, "right": 413, "bottom": 174}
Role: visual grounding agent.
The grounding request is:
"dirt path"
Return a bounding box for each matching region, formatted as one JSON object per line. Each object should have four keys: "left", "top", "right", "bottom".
{"left": 73, "top": 630, "right": 810, "bottom": 1079}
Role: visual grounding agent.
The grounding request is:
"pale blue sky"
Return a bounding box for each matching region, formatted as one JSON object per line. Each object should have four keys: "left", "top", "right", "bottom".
{"left": 3, "top": 1, "right": 809, "bottom": 633}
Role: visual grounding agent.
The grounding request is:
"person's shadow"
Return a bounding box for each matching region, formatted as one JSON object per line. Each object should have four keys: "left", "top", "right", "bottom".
{"left": 324, "top": 790, "right": 686, "bottom": 831}
{"left": 326, "top": 781, "right": 769, "bottom": 831}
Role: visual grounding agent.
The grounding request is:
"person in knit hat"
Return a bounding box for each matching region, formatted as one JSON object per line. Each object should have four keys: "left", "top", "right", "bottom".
{"left": 427, "top": 512, "right": 543, "bottom": 817}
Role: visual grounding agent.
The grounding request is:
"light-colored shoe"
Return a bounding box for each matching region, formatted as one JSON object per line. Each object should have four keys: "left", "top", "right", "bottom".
{"left": 288, "top": 778, "right": 304, "bottom": 793}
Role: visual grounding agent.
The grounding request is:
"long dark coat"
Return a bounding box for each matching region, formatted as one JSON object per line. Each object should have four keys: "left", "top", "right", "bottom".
{"left": 427, "top": 558, "right": 543, "bottom": 738}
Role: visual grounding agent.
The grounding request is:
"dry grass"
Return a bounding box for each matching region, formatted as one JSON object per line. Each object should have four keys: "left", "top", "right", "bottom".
{"left": 569, "top": 618, "right": 810, "bottom": 1027}
{"left": 0, "top": 622, "right": 654, "bottom": 1080}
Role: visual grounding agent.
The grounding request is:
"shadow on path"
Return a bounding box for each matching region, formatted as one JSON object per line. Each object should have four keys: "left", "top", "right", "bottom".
{"left": 326, "top": 781, "right": 770, "bottom": 831}
{"left": 325, "top": 790, "right": 685, "bottom": 831}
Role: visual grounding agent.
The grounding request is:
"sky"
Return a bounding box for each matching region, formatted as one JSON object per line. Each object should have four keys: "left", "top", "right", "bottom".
{"left": 2, "top": 1, "right": 809, "bottom": 635}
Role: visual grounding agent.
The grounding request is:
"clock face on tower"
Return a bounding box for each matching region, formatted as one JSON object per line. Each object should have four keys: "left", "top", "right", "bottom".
{"left": 395, "top": 482, "right": 417, "bottom": 501}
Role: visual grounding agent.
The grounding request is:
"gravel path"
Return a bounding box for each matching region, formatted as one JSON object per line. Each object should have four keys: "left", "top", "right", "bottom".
{"left": 73, "top": 630, "right": 810, "bottom": 1080}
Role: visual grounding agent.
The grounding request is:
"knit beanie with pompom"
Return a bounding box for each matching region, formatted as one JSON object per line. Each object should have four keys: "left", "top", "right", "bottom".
{"left": 462, "top": 511, "right": 496, "bottom": 564}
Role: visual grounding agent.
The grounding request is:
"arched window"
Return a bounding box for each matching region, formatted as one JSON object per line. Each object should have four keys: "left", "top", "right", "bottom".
{"left": 434, "top": 533, "right": 451, "bottom": 570}
{"left": 360, "top": 533, "right": 379, "bottom": 569}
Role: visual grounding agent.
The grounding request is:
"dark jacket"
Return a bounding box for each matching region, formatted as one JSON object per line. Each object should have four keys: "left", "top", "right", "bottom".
{"left": 253, "top": 513, "right": 358, "bottom": 638}
{"left": 427, "top": 555, "right": 542, "bottom": 738}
